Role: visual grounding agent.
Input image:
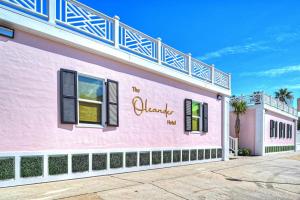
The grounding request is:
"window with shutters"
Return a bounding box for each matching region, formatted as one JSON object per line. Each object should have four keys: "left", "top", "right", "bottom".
{"left": 78, "top": 75, "right": 104, "bottom": 125}
{"left": 192, "top": 101, "right": 201, "bottom": 131}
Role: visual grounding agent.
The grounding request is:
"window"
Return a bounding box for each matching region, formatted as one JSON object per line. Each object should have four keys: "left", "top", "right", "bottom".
{"left": 192, "top": 101, "right": 201, "bottom": 131}
{"left": 78, "top": 75, "right": 104, "bottom": 125}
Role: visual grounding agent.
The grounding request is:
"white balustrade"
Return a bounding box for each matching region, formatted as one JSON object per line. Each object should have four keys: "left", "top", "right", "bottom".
{"left": 229, "top": 136, "right": 238, "bottom": 156}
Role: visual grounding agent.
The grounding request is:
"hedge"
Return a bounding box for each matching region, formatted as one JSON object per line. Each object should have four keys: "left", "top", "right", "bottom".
{"left": 198, "top": 149, "right": 204, "bottom": 160}
{"left": 182, "top": 150, "right": 189, "bottom": 162}
{"left": 0, "top": 157, "right": 14, "bottom": 180}
{"left": 163, "top": 151, "right": 172, "bottom": 164}
{"left": 211, "top": 149, "right": 217, "bottom": 159}
{"left": 126, "top": 152, "right": 137, "bottom": 168}
{"left": 217, "top": 148, "right": 223, "bottom": 158}
{"left": 173, "top": 150, "right": 181, "bottom": 162}
{"left": 205, "top": 149, "right": 211, "bottom": 159}
{"left": 72, "top": 154, "right": 89, "bottom": 173}
{"left": 139, "top": 152, "right": 150, "bottom": 166}
{"left": 190, "top": 149, "right": 197, "bottom": 161}
{"left": 152, "top": 151, "right": 161, "bottom": 165}
{"left": 21, "top": 156, "right": 43, "bottom": 178}
{"left": 49, "top": 155, "right": 68, "bottom": 175}
{"left": 92, "top": 153, "right": 107, "bottom": 171}
{"left": 110, "top": 153, "right": 123, "bottom": 169}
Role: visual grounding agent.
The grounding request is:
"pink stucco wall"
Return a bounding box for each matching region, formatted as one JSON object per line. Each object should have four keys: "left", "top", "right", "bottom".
{"left": 230, "top": 109, "right": 256, "bottom": 154}
{"left": 0, "top": 30, "right": 222, "bottom": 152}
{"left": 264, "top": 110, "right": 294, "bottom": 146}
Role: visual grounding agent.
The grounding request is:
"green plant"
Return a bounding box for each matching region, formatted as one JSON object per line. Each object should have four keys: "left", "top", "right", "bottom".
{"left": 275, "top": 88, "right": 293, "bottom": 105}
{"left": 72, "top": 154, "right": 89, "bottom": 173}
{"left": 231, "top": 98, "right": 247, "bottom": 139}
{"left": 0, "top": 157, "right": 14, "bottom": 180}
{"left": 173, "top": 150, "right": 181, "bottom": 162}
{"left": 238, "top": 148, "right": 251, "bottom": 156}
{"left": 49, "top": 155, "right": 68, "bottom": 175}
{"left": 205, "top": 149, "right": 211, "bottom": 159}
{"left": 198, "top": 149, "right": 204, "bottom": 160}
{"left": 139, "top": 152, "right": 150, "bottom": 166}
{"left": 190, "top": 149, "right": 197, "bottom": 161}
{"left": 21, "top": 156, "right": 43, "bottom": 177}
{"left": 182, "top": 150, "right": 189, "bottom": 162}
{"left": 126, "top": 152, "right": 137, "bottom": 167}
{"left": 110, "top": 153, "right": 123, "bottom": 169}
{"left": 163, "top": 151, "right": 172, "bottom": 163}
{"left": 92, "top": 153, "right": 107, "bottom": 171}
{"left": 152, "top": 151, "right": 161, "bottom": 165}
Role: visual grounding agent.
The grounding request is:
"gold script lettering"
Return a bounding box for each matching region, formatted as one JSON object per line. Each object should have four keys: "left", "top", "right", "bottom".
{"left": 132, "top": 96, "right": 174, "bottom": 118}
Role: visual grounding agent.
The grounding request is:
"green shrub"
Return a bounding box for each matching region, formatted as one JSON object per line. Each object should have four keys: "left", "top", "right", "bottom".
{"left": 152, "top": 151, "right": 161, "bottom": 165}
{"left": 198, "top": 149, "right": 204, "bottom": 160}
{"left": 139, "top": 152, "right": 150, "bottom": 166}
{"left": 211, "top": 149, "right": 217, "bottom": 159}
{"left": 182, "top": 150, "right": 189, "bottom": 162}
{"left": 126, "top": 152, "right": 137, "bottom": 168}
{"left": 163, "top": 151, "right": 172, "bottom": 164}
{"left": 238, "top": 148, "right": 251, "bottom": 156}
{"left": 173, "top": 150, "right": 181, "bottom": 162}
{"left": 21, "top": 156, "right": 43, "bottom": 178}
{"left": 217, "top": 149, "right": 222, "bottom": 158}
{"left": 0, "top": 157, "right": 14, "bottom": 180}
{"left": 49, "top": 155, "right": 68, "bottom": 175}
{"left": 190, "top": 149, "right": 197, "bottom": 161}
{"left": 205, "top": 149, "right": 211, "bottom": 159}
{"left": 92, "top": 153, "right": 107, "bottom": 171}
{"left": 110, "top": 153, "right": 123, "bottom": 169}
{"left": 72, "top": 154, "right": 89, "bottom": 173}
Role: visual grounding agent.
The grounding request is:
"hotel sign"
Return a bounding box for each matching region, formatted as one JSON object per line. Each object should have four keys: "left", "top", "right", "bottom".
{"left": 132, "top": 86, "right": 176, "bottom": 125}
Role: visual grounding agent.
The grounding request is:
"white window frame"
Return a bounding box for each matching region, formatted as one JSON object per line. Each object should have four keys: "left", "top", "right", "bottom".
{"left": 76, "top": 73, "right": 106, "bottom": 128}
{"left": 191, "top": 101, "right": 202, "bottom": 133}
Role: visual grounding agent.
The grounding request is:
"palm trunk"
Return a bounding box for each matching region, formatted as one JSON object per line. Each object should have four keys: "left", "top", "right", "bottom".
{"left": 235, "top": 114, "right": 240, "bottom": 139}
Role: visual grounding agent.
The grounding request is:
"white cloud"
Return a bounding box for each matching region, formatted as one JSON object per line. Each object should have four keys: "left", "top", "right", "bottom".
{"left": 198, "top": 42, "right": 271, "bottom": 60}
{"left": 241, "top": 64, "right": 300, "bottom": 77}
{"left": 272, "top": 84, "right": 300, "bottom": 90}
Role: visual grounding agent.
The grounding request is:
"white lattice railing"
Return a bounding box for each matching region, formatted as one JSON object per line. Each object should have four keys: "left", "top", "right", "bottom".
{"left": 0, "top": 0, "right": 48, "bottom": 18}
{"left": 229, "top": 136, "right": 238, "bottom": 156}
{"left": 0, "top": 0, "right": 231, "bottom": 89}
{"left": 233, "top": 92, "right": 298, "bottom": 116}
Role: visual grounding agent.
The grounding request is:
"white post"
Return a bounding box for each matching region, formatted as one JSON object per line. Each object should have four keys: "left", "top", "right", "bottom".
{"left": 114, "top": 15, "right": 120, "bottom": 48}
{"left": 157, "top": 37, "right": 162, "bottom": 64}
{"left": 222, "top": 96, "right": 230, "bottom": 161}
{"left": 188, "top": 53, "right": 192, "bottom": 76}
{"left": 234, "top": 138, "right": 238, "bottom": 156}
{"left": 255, "top": 104, "right": 265, "bottom": 156}
{"left": 48, "top": 0, "right": 56, "bottom": 25}
{"left": 211, "top": 64, "right": 215, "bottom": 84}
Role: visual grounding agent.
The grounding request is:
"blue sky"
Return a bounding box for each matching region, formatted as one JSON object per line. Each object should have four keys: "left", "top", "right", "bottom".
{"left": 80, "top": 0, "right": 300, "bottom": 105}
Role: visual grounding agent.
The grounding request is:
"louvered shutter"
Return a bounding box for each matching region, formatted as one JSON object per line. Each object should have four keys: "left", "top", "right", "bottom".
{"left": 60, "top": 69, "right": 77, "bottom": 124}
{"left": 184, "top": 99, "right": 192, "bottom": 131}
{"left": 290, "top": 125, "right": 293, "bottom": 138}
{"left": 270, "top": 120, "right": 273, "bottom": 137}
{"left": 106, "top": 80, "right": 119, "bottom": 126}
{"left": 202, "top": 103, "right": 208, "bottom": 132}
{"left": 287, "top": 124, "right": 290, "bottom": 138}
{"left": 279, "top": 122, "right": 282, "bottom": 138}
{"left": 275, "top": 121, "right": 278, "bottom": 138}
{"left": 283, "top": 123, "right": 286, "bottom": 138}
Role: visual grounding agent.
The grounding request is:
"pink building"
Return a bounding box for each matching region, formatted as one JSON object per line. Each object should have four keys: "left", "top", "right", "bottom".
{"left": 230, "top": 93, "right": 297, "bottom": 156}
{"left": 0, "top": 0, "right": 231, "bottom": 187}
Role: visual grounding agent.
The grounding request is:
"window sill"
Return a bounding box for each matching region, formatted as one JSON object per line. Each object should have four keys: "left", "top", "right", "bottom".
{"left": 190, "top": 131, "right": 203, "bottom": 134}
{"left": 76, "top": 124, "right": 104, "bottom": 129}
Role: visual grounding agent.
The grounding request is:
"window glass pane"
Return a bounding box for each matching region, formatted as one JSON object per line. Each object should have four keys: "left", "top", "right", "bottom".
{"left": 79, "top": 102, "right": 101, "bottom": 124}
{"left": 192, "top": 117, "right": 199, "bottom": 131}
{"left": 79, "top": 76, "right": 103, "bottom": 101}
{"left": 192, "top": 102, "right": 200, "bottom": 116}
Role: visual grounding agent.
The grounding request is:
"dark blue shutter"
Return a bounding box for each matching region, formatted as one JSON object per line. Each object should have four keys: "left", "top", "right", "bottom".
{"left": 275, "top": 121, "right": 278, "bottom": 138}
{"left": 270, "top": 120, "right": 273, "bottom": 137}
{"left": 279, "top": 122, "right": 282, "bottom": 138}
{"left": 184, "top": 99, "right": 192, "bottom": 132}
{"left": 290, "top": 124, "right": 293, "bottom": 138}
{"left": 106, "top": 80, "right": 119, "bottom": 126}
{"left": 287, "top": 124, "right": 290, "bottom": 138}
{"left": 283, "top": 123, "right": 286, "bottom": 138}
{"left": 202, "top": 103, "right": 208, "bottom": 132}
{"left": 60, "top": 69, "right": 77, "bottom": 124}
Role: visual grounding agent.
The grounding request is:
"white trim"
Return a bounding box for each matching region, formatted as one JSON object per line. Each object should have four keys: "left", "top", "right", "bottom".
{"left": 0, "top": 146, "right": 222, "bottom": 188}
{"left": 0, "top": 6, "right": 231, "bottom": 96}
{"left": 222, "top": 96, "right": 230, "bottom": 161}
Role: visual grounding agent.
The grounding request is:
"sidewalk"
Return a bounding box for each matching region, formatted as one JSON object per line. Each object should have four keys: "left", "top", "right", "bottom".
{"left": 0, "top": 152, "right": 299, "bottom": 200}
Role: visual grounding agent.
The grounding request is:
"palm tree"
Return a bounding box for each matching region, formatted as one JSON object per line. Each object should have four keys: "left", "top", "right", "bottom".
{"left": 230, "top": 98, "right": 247, "bottom": 139}
{"left": 275, "top": 88, "right": 293, "bottom": 105}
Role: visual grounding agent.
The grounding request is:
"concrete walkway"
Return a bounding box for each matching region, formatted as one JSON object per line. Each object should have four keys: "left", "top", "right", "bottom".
{"left": 1, "top": 152, "right": 300, "bottom": 200}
